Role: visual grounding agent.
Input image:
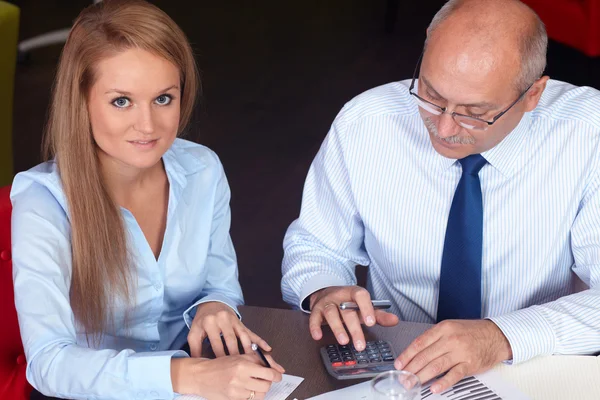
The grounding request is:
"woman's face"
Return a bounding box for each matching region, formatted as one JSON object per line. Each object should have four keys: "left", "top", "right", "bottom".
{"left": 87, "top": 48, "right": 181, "bottom": 172}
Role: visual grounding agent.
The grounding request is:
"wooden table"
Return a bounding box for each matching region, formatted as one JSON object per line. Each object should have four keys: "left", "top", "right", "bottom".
{"left": 239, "top": 305, "right": 431, "bottom": 399}
{"left": 239, "top": 305, "right": 600, "bottom": 400}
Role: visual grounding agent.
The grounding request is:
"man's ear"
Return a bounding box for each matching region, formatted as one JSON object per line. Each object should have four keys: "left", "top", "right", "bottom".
{"left": 523, "top": 75, "right": 549, "bottom": 112}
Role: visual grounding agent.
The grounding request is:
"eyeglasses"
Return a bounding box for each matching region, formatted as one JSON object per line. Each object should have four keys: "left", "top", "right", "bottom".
{"left": 408, "top": 51, "right": 534, "bottom": 131}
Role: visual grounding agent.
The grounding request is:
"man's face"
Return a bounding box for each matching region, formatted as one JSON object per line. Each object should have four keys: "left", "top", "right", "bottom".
{"left": 418, "top": 45, "right": 528, "bottom": 159}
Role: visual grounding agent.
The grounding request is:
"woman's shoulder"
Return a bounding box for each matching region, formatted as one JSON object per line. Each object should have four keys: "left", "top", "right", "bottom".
{"left": 10, "top": 161, "right": 68, "bottom": 222}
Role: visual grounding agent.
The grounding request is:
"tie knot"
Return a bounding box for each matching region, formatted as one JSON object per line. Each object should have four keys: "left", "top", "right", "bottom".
{"left": 459, "top": 154, "right": 487, "bottom": 176}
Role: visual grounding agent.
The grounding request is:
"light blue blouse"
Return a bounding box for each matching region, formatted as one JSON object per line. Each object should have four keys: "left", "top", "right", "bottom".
{"left": 11, "top": 138, "right": 243, "bottom": 399}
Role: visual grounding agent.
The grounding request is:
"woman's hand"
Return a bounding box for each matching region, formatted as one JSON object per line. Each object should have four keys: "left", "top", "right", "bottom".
{"left": 171, "top": 354, "right": 284, "bottom": 400}
{"left": 188, "top": 301, "right": 272, "bottom": 358}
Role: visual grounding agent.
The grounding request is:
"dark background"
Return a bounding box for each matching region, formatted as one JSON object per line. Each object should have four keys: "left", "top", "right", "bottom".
{"left": 12, "top": 0, "right": 600, "bottom": 309}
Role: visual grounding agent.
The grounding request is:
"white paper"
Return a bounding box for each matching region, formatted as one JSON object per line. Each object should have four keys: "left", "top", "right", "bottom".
{"left": 176, "top": 373, "right": 304, "bottom": 400}
{"left": 493, "top": 355, "right": 600, "bottom": 400}
{"left": 307, "top": 370, "right": 529, "bottom": 400}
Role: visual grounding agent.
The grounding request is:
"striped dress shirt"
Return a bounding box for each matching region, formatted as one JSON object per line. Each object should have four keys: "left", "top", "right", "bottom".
{"left": 281, "top": 79, "right": 600, "bottom": 364}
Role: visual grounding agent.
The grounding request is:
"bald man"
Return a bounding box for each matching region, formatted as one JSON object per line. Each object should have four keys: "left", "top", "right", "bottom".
{"left": 281, "top": 0, "right": 600, "bottom": 393}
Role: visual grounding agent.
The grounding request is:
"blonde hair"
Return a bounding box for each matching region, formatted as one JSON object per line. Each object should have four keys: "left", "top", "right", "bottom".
{"left": 43, "top": 0, "right": 199, "bottom": 342}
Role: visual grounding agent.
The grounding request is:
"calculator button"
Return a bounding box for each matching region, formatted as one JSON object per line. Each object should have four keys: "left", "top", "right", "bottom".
{"left": 344, "top": 361, "right": 356, "bottom": 366}
{"left": 357, "top": 359, "right": 369, "bottom": 364}
{"left": 332, "top": 362, "right": 343, "bottom": 367}
{"left": 381, "top": 352, "right": 393, "bottom": 358}
{"left": 356, "top": 355, "right": 367, "bottom": 360}
{"left": 329, "top": 357, "right": 342, "bottom": 363}
{"left": 341, "top": 351, "right": 352, "bottom": 356}
{"left": 339, "top": 345, "right": 350, "bottom": 351}
{"left": 326, "top": 344, "right": 337, "bottom": 349}
{"left": 343, "top": 356, "right": 354, "bottom": 361}
{"left": 383, "top": 356, "right": 395, "bottom": 362}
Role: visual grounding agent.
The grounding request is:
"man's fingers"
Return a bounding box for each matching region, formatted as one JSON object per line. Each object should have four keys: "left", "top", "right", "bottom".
{"left": 308, "top": 310, "right": 324, "bottom": 340}
{"left": 352, "top": 288, "right": 376, "bottom": 326}
{"left": 402, "top": 338, "right": 447, "bottom": 376}
{"left": 414, "top": 353, "right": 455, "bottom": 385}
{"left": 430, "top": 363, "right": 469, "bottom": 394}
{"left": 375, "top": 309, "right": 399, "bottom": 327}
{"left": 322, "top": 303, "right": 349, "bottom": 345}
{"left": 395, "top": 326, "right": 441, "bottom": 370}
{"left": 340, "top": 310, "right": 366, "bottom": 351}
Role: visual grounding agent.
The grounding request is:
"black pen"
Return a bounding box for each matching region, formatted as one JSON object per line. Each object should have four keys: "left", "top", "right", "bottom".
{"left": 251, "top": 343, "right": 272, "bottom": 368}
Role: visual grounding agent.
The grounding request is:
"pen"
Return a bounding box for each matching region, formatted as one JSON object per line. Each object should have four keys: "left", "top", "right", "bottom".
{"left": 339, "top": 301, "right": 392, "bottom": 311}
{"left": 252, "top": 343, "right": 272, "bottom": 368}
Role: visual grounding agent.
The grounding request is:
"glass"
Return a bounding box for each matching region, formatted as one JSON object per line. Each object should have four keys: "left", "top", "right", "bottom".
{"left": 408, "top": 50, "right": 534, "bottom": 131}
{"left": 371, "top": 370, "right": 421, "bottom": 400}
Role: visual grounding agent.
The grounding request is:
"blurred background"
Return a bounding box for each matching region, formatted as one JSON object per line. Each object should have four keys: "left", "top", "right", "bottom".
{"left": 4, "top": 0, "right": 600, "bottom": 309}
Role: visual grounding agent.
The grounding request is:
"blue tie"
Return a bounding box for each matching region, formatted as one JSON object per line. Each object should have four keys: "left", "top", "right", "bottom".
{"left": 437, "top": 154, "right": 487, "bottom": 322}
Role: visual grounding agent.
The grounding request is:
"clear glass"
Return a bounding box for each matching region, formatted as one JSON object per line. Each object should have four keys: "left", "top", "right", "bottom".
{"left": 371, "top": 370, "right": 422, "bottom": 400}
{"left": 412, "top": 96, "right": 489, "bottom": 131}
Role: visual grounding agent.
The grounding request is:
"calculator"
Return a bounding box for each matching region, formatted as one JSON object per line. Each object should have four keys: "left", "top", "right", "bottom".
{"left": 320, "top": 340, "right": 397, "bottom": 380}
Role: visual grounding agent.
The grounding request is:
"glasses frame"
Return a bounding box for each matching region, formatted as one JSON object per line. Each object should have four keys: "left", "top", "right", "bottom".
{"left": 408, "top": 50, "right": 535, "bottom": 131}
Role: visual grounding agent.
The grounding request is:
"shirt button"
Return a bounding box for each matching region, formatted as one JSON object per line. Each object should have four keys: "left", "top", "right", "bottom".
{"left": 153, "top": 282, "right": 162, "bottom": 290}
{"left": 149, "top": 343, "right": 158, "bottom": 351}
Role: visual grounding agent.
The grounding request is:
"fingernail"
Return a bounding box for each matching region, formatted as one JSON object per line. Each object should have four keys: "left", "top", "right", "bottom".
{"left": 337, "top": 333, "right": 348, "bottom": 344}
{"left": 395, "top": 361, "right": 403, "bottom": 370}
{"left": 354, "top": 340, "right": 365, "bottom": 351}
{"left": 366, "top": 316, "right": 375, "bottom": 326}
{"left": 311, "top": 330, "right": 320, "bottom": 339}
{"left": 431, "top": 384, "right": 441, "bottom": 393}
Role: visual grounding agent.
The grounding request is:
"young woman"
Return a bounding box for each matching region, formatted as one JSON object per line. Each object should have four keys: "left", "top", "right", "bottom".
{"left": 11, "top": 1, "right": 283, "bottom": 399}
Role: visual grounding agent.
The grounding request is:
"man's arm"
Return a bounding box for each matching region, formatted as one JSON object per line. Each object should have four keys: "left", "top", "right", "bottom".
{"left": 489, "top": 153, "right": 600, "bottom": 363}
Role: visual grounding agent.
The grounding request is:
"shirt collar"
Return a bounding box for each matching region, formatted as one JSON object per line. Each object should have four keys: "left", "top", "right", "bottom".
{"left": 161, "top": 139, "right": 206, "bottom": 217}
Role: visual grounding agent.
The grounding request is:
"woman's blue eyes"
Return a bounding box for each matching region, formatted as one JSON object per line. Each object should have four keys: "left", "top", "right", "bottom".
{"left": 111, "top": 94, "right": 173, "bottom": 108}
{"left": 112, "top": 97, "right": 131, "bottom": 108}
{"left": 155, "top": 94, "right": 172, "bottom": 105}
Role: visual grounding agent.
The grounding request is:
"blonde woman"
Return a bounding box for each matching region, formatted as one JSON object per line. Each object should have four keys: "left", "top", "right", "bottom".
{"left": 11, "top": 1, "right": 283, "bottom": 399}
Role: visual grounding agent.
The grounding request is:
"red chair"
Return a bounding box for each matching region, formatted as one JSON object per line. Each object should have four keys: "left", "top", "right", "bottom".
{"left": 522, "top": 0, "right": 600, "bottom": 57}
{"left": 0, "top": 185, "right": 32, "bottom": 399}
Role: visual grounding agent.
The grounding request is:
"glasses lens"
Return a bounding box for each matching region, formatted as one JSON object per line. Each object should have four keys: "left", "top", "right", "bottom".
{"left": 413, "top": 96, "right": 443, "bottom": 116}
{"left": 454, "top": 115, "right": 489, "bottom": 131}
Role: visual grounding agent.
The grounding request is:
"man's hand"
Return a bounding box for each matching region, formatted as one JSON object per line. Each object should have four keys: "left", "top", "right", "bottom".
{"left": 309, "top": 286, "right": 399, "bottom": 351}
{"left": 188, "top": 301, "right": 271, "bottom": 358}
{"left": 395, "top": 320, "right": 512, "bottom": 394}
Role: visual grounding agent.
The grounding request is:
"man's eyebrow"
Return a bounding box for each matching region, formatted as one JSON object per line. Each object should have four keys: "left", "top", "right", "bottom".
{"left": 104, "top": 85, "right": 180, "bottom": 96}
{"left": 420, "top": 76, "right": 498, "bottom": 109}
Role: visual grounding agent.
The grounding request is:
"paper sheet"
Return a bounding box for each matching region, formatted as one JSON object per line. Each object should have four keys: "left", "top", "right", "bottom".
{"left": 493, "top": 355, "right": 600, "bottom": 400}
{"left": 307, "top": 370, "right": 529, "bottom": 400}
{"left": 176, "top": 373, "right": 304, "bottom": 400}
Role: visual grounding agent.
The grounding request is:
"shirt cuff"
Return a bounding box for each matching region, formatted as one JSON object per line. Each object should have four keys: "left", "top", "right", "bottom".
{"left": 488, "top": 306, "right": 556, "bottom": 364}
{"left": 183, "top": 294, "right": 241, "bottom": 329}
{"left": 127, "top": 350, "right": 187, "bottom": 400}
{"left": 298, "top": 273, "right": 349, "bottom": 313}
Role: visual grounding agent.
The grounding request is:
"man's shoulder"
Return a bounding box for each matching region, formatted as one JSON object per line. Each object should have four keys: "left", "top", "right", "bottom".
{"left": 534, "top": 80, "right": 600, "bottom": 129}
{"left": 336, "top": 79, "right": 417, "bottom": 126}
